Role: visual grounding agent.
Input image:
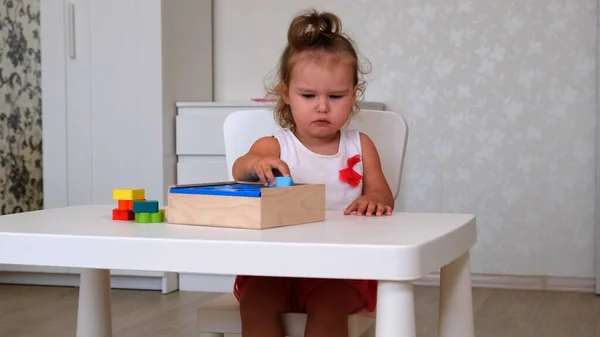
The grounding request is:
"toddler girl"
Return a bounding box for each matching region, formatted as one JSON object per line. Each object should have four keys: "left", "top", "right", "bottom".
{"left": 231, "top": 8, "right": 394, "bottom": 337}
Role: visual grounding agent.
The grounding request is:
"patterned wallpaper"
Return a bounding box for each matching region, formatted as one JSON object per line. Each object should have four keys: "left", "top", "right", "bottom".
{"left": 356, "top": 1, "right": 597, "bottom": 278}
{"left": 0, "top": 0, "right": 42, "bottom": 214}
{"left": 214, "top": 0, "right": 597, "bottom": 277}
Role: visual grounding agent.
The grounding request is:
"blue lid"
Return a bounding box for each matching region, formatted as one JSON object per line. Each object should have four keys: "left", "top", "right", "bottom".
{"left": 170, "top": 177, "right": 295, "bottom": 197}
{"left": 169, "top": 183, "right": 262, "bottom": 197}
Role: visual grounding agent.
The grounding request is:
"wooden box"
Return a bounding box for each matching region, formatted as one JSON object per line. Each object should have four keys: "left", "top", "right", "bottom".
{"left": 166, "top": 181, "right": 325, "bottom": 229}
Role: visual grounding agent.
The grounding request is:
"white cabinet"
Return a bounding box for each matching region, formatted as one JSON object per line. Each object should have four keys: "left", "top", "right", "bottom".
{"left": 0, "top": 0, "right": 213, "bottom": 293}
{"left": 42, "top": 0, "right": 213, "bottom": 207}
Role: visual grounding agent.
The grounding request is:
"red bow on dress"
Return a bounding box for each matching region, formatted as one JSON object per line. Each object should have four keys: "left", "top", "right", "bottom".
{"left": 339, "top": 154, "right": 362, "bottom": 188}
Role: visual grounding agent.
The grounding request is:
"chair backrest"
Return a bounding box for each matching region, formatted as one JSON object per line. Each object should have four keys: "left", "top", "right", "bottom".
{"left": 223, "top": 109, "right": 409, "bottom": 199}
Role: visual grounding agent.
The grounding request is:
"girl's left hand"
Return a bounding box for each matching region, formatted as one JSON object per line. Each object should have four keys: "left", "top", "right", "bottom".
{"left": 344, "top": 195, "right": 393, "bottom": 216}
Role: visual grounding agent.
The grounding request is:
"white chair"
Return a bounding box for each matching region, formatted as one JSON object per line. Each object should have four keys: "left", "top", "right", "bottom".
{"left": 196, "top": 109, "right": 409, "bottom": 337}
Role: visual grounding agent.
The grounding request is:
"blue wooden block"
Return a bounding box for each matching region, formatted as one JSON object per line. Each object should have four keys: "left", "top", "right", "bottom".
{"left": 268, "top": 176, "right": 294, "bottom": 187}
{"left": 132, "top": 200, "right": 159, "bottom": 213}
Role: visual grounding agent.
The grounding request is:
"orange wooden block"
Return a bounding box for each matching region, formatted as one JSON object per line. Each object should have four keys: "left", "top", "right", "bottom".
{"left": 112, "top": 208, "right": 134, "bottom": 220}
{"left": 118, "top": 200, "right": 133, "bottom": 210}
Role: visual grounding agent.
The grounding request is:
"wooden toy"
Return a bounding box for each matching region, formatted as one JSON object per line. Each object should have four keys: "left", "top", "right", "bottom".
{"left": 133, "top": 200, "right": 159, "bottom": 213}
{"left": 135, "top": 209, "right": 165, "bottom": 223}
{"left": 150, "top": 210, "right": 164, "bottom": 223}
{"left": 135, "top": 212, "right": 151, "bottom": 223}
{"left": 166, "top": 178, "right": 325, "bottom": 230}
{"left": 112, "top": 188, "right": 145, "bottom": 201}
{"left": 112, "top": 209, "right": 134, "bottom": 220}
{"left": 268, "top": 176, "right": 294, "bottom": 187}
{"left": 112, "top": 189, "right": 144, "bottom": 220}
{"left": 111, "top": 188, "right": 164, "bottom": 223}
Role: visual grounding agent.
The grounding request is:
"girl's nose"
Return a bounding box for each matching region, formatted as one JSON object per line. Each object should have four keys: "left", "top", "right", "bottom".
{"left": 316, "top": 98, "right": 328, "bottom": 113}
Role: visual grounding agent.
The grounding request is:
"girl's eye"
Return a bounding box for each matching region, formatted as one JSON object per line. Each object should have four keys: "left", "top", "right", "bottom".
{"left": 301, "top": 94, "right": 315, "bottom": 98}
{"left": 330, "top": 95, "right": 342, "bottom": 99}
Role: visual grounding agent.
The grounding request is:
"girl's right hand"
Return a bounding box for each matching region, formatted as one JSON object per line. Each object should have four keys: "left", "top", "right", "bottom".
{"left": 251, "top": 157, "right": 291, "bottom": 186}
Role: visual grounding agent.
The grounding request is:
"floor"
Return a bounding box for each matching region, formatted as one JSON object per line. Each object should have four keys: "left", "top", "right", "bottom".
{"left": 1, "top": 284, "right": 600, "bottom": 337}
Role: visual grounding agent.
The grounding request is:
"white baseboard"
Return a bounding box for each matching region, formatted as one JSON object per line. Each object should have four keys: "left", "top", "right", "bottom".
{"left": 415, "top": 272, "right": 596, "bottom": 293}
{"left": 4, "top": 271, "right": 594, "bottom": 294}
{"left": 0, "top": 271, "right": 179, "bottom": 294}
{"left": 178, "top": 273, "right": 597, "bottom": 294}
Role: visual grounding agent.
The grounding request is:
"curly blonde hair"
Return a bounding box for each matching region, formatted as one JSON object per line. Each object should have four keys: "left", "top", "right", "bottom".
{"left": 265, "top": 9, "right": 370, "bottom": 129}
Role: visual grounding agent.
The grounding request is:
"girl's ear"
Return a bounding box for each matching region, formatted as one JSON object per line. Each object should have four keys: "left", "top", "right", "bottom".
{"left": 352, "top": 84, "right": 359, "bottom": 103}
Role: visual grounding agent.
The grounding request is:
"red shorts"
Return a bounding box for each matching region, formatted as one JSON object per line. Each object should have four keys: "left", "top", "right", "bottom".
{"left": 233, "top": 275, "right": 378, "bottom": 313}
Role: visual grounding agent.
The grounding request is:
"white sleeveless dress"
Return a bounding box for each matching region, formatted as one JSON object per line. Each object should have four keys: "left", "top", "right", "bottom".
{"left": 273, "top": 129, "right": 364, "bottom": 211}
{"left": 233, "top": 129, "right": 378, "bottom": 313}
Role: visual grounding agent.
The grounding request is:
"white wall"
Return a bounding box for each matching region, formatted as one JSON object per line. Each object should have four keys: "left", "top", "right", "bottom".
{"left": 213, "top": 0, "right": 597, "bottom": 278}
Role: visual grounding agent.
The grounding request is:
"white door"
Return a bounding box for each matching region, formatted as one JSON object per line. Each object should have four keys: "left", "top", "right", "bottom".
{"left": 65, "top": 0, "right": 93, "bottom": 206}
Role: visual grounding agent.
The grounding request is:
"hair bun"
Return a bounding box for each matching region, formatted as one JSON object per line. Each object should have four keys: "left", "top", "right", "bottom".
{"left": 287, "top": 9, "right": 343, "bottom": 50}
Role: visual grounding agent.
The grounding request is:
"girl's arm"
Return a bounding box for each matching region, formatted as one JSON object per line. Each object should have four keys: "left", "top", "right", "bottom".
{"left": 344, "top": 132, "right": 395, "bottom": 216}
{"left": 232, "top": 136, "right": 290, "bottom": 184}
{"left": 359, "top": 132, "right": 394, "bottom": 206}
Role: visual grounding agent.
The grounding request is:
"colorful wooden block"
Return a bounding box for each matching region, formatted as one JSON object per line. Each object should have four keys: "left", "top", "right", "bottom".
{"left": 268, "top": 176, "right": 295, "bottom": 187}
{"left": 132, "top": 200, "right": 159, "bottom": 213}
{"left": 135, "top": 212, "right": 151, "bottom": 223}
{"left": 113, "top": 189, "right": 145, "bottom": 201}
{"left": 167, "top": 181, "right": 325, "bottom": 230}
{"left": 149, "top": 211, "right": 163, "bottom": 223}
{"left": 134, "top": 211, "right": 163, "bottom": 223}
{"left": 112, "top": 209, "right": 134, "bottom": 221}
{"left": 118, "top": 200, "right": 133, "bottom": 210}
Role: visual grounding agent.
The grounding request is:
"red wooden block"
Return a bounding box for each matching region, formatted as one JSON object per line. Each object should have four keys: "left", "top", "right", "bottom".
{"left": 112, "top": 208, "right": 134, "bottom": 220}
{"left": 118, "top": 199, "right": 145, "bottom": 211}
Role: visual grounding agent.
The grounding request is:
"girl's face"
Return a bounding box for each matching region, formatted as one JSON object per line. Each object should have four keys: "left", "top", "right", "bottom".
{"left": 284, "top": 53, "right": 357, "bottom": 140}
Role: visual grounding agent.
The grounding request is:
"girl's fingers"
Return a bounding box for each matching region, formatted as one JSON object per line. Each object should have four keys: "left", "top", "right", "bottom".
{"left": 272, "top": 161, "right": 292, "bottom": 177}
{"left": 356, "top": 200, "right": 368, "bottom": 215}
{"left": 344, "top": 200, "right": 358, "bottom": 215}
{"left": 366, "top": 201, "right": 377, "bottom": 216}
{"left": 375, "top": 203, "right": 385, "bottom": 216}
{"left": 255, "top": 167, "right": 268, "bottom": 185}
{"left": 263, "top": 165, "right": 277, "bottom": 186}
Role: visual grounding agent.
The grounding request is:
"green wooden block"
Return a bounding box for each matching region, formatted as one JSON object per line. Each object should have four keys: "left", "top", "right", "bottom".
{"left": 149, "top": 211, "right": 163, "bottom": 223}
{"left": 135, "top": 212, "right": 151, "bottom": 223}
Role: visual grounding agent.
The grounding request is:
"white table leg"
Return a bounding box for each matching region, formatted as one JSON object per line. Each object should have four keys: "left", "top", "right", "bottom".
{"left": 438, "top": 251, "right": 474, "bottom": 337}
{"left": 375, "top": 280, "right": 416, "bottom": 337}
{"left": 76, "top": 268, "right": 112, "bottom": 337}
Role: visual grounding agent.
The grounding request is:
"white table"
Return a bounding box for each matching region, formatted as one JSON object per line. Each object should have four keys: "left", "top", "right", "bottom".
{"left": 0, "top": 205, "right": 476, "bottom": 337}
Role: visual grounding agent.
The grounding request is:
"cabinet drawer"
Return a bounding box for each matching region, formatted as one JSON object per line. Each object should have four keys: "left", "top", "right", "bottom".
{"left": 176, "top": 112, "right": 228, "bottom": 155}
{"left": 175, "top": 105, "right": 269, "bottom": 155}
{"left": 177, "top": 156, "right": 229, "bottom": 184}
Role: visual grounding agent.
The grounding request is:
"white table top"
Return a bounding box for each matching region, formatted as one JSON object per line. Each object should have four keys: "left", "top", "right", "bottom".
{"left": 0, "top": 205, "right": 476, "bottom": 281}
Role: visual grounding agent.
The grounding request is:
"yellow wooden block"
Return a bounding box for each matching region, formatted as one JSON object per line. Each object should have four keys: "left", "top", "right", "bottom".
{"left": 112, "top": 189, "right": 145, "bottom": 201}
